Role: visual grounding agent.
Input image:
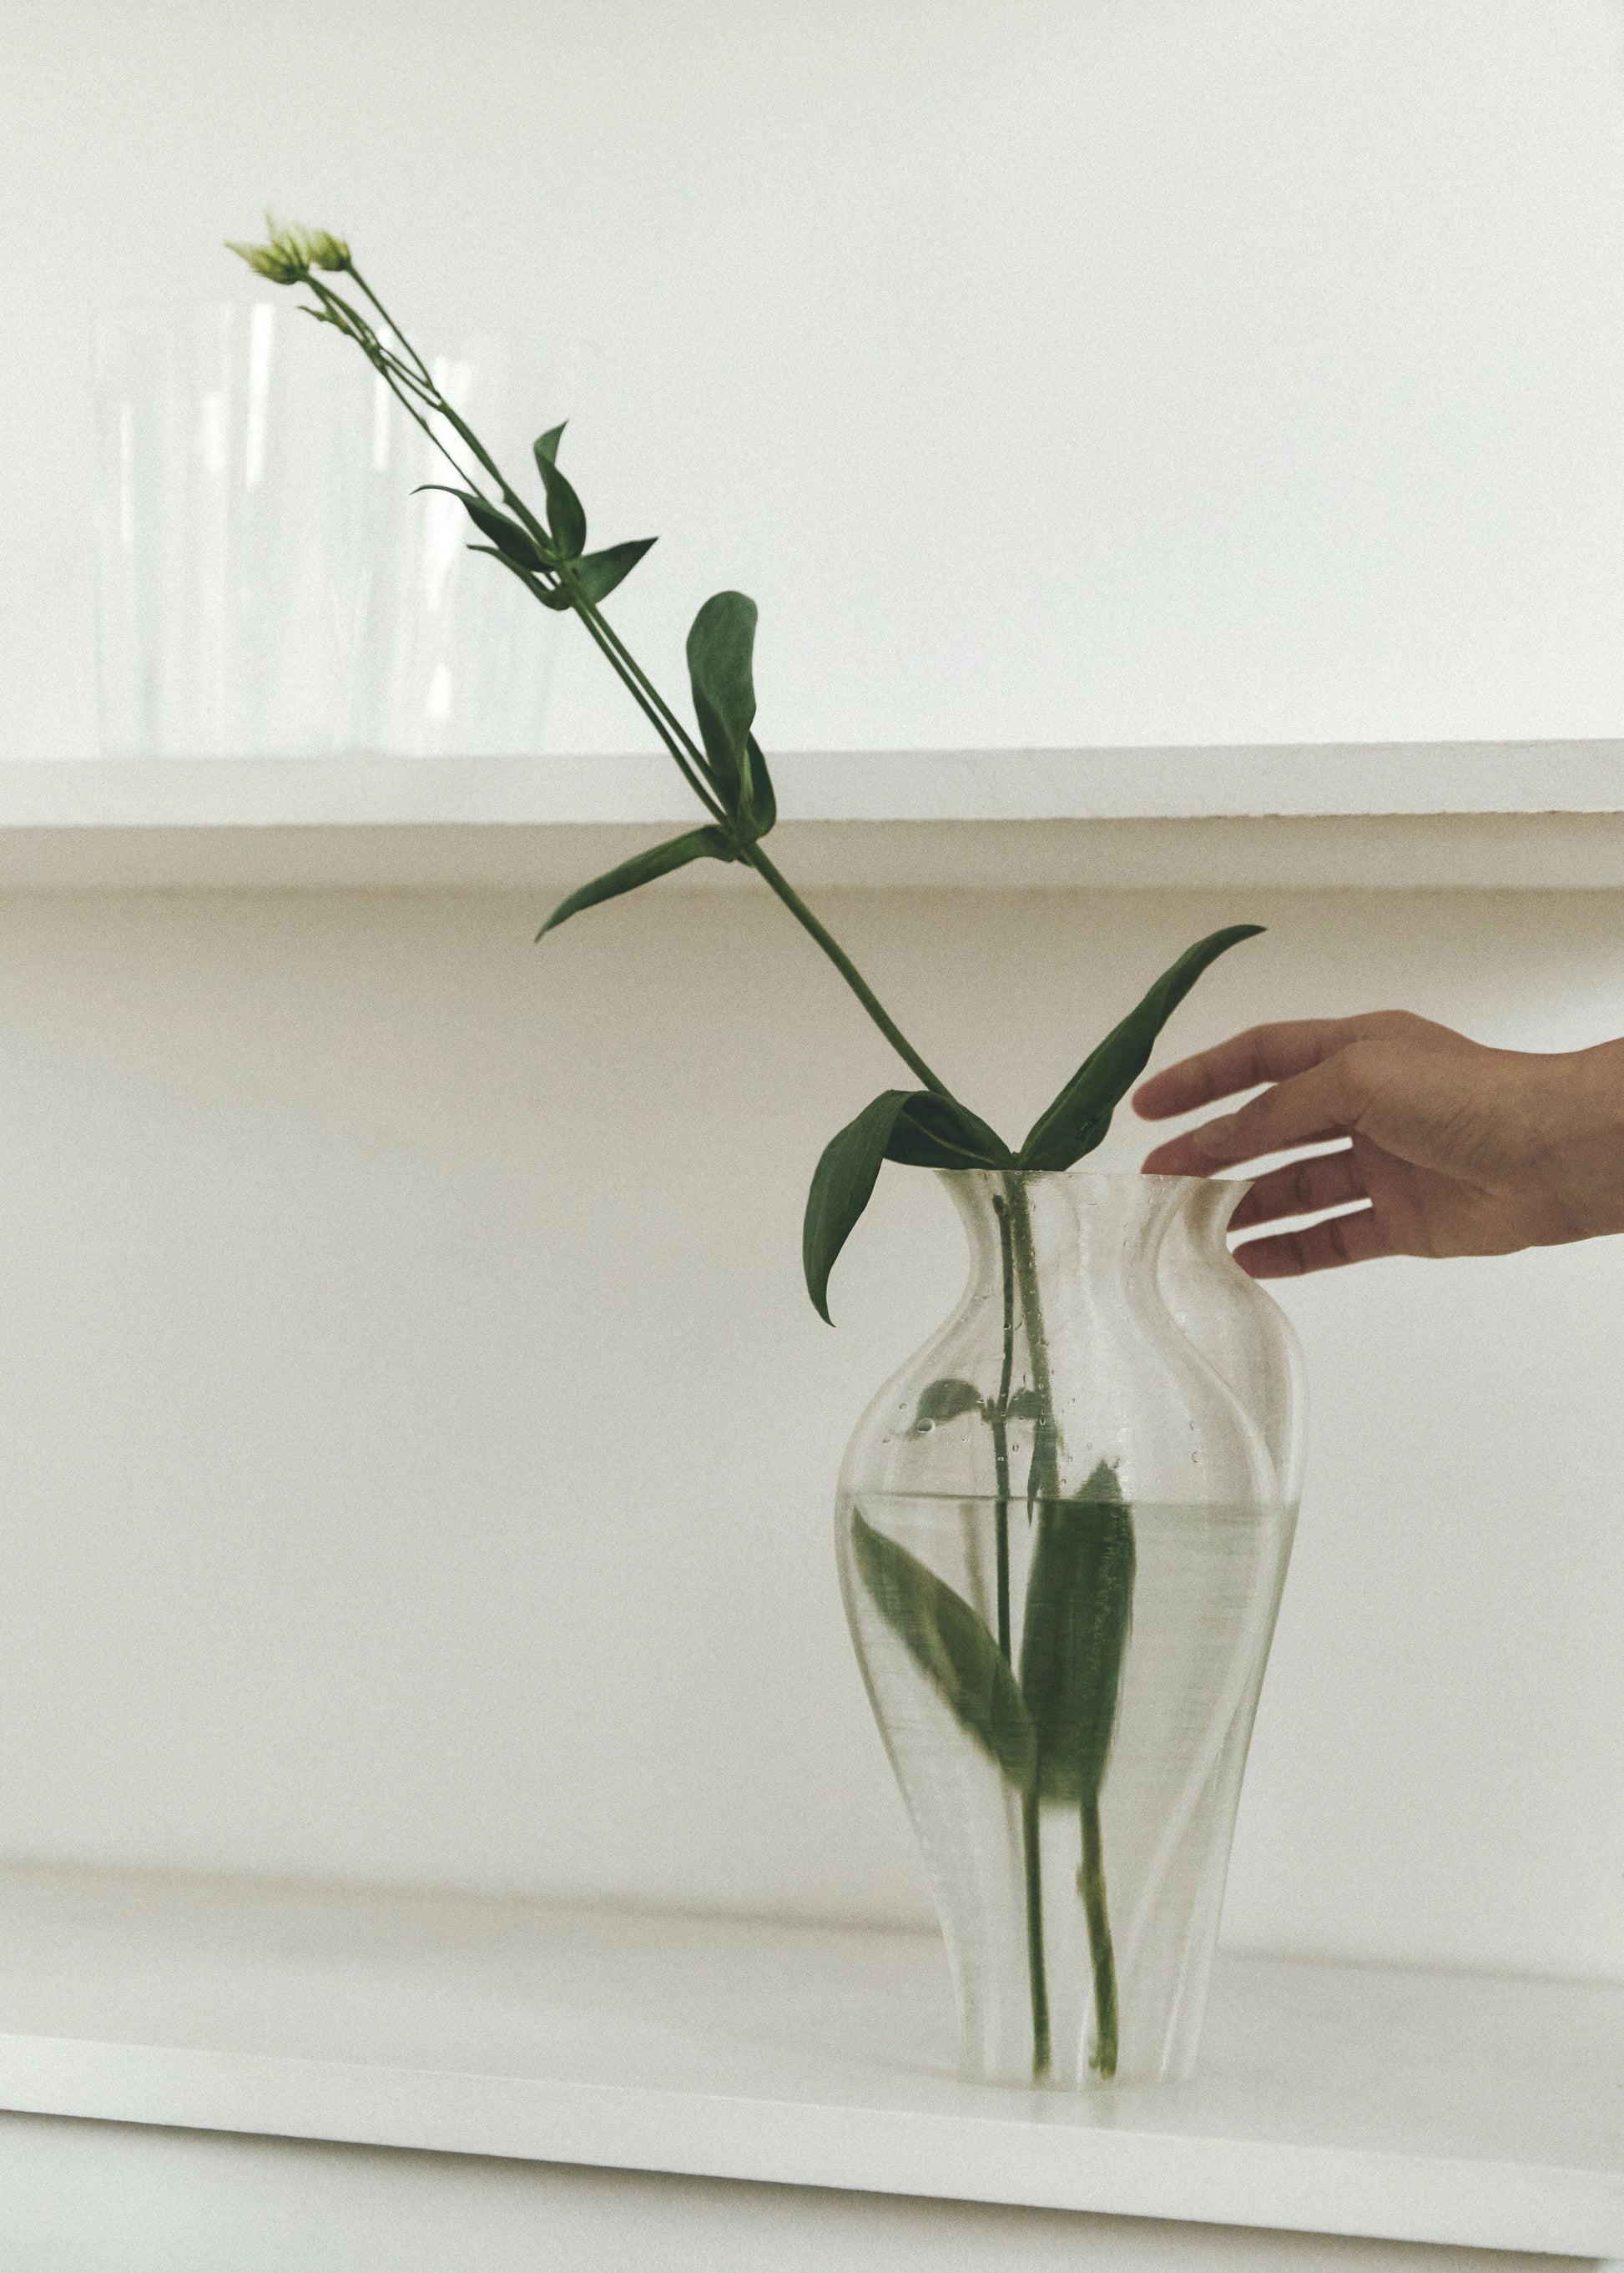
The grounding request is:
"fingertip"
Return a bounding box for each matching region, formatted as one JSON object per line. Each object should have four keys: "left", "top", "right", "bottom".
{"left": 1140, "top": 1138, "right": 1202, "bottom": 1177}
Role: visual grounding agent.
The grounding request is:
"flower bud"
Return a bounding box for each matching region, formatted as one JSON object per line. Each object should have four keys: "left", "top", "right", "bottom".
{"left": 224, "top": 238, "right": 305, "bottom": 285}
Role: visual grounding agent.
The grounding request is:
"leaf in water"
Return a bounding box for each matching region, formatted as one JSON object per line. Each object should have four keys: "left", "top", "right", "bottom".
{"left": 1018, "top": 1460, "right": 1137, "bottom": 1804}
{"left": 1004, "top": 1388, "right": 1046, "bottom": 1424}
{"left": 537, "top": 826, "right": 736, "bottom": 938}
{"left": 910, "top": 1378, "right": 985, "bottom": 1433}
{"left": 886, "top": 1092, "right": 1013, "bottom": 1169}
{"left": 851, "top": 1510, "right": 1035, "bottom": 1788}
{"left": 686, "top": 592, "right": 758, "bottom": 823}
{"left": 802, "top": 1090, "right": 915, "bottom": 1323}
{"left": 569, "top": 537, "right": 658, "bottom": 607}
{"left": 1019, "top": 925, "right": 1264, "bottom": 1172}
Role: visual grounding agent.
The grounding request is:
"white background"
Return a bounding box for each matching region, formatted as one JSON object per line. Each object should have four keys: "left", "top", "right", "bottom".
{"left": 0, "top": 0, "right": 1621, "bottom": 1990}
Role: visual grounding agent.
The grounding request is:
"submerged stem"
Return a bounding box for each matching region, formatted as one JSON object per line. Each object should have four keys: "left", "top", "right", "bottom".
{"left": 990, "top": 1197, "right": 1016, "bottom": 1662}
{"left": 1079, "top": 1798, "right": 1120, "bottom": 2077}
{"left": 1004, "top": 1172, "right": 1125, "bottom": 2083}
{"left": 1021, "top": 1787, "right": 1052, "bottom": 2080}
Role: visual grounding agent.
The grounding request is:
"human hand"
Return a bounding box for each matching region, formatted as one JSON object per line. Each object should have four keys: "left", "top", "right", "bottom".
{"left": 1131, "top": 1011, "right": 1624, "bottom": 1278}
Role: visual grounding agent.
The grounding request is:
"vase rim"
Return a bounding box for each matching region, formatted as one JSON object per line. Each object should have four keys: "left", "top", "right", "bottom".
{"left": 936, "top": 1167, "right": 1250, "bottom": 1190}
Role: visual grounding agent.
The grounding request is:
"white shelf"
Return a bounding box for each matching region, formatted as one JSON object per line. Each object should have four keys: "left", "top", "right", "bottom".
{"left": 3, "top": 743, "right": 1624, "bottom": 888}
{"left": 0, "top": 1862, "right": 1617, "bottom": 2257}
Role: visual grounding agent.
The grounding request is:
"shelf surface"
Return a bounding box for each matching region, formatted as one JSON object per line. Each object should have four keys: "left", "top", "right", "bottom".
{"left": 3, "top": 743, "right": 1624, "bottom": 887}
{"left": 0, "top": 1861, "right": 1617, "bottom": 2256}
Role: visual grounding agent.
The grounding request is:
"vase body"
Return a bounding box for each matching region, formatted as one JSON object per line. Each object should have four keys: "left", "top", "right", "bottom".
{"left": 836, "top": 1171, "right": 1304, "bottom": 2088}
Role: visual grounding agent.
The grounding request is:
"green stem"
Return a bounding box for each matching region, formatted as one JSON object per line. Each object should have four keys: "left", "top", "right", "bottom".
{"left": 307, "top": 273, "right": 964, "bottom": 1111}
{"left": 1021, "top": 1787, "right": 1052, "bottom": 2080}
{"left": 580, "top": 597, "right": 715, "bottom": 782}
{"left": 562, "top": 591, "right": 730, "bottom": 823}
{"left": 1079, "top": 1797, "right": 1120, "bottom": 2078}
{"left": 1006, "top": 1171, "right": 1126, "bottom": 2083}
{"left": 1003, "top": 1177, "right": 1059, "bottom": 1509}
{"left": 742, "top": 842, "right": 954, "bottom": 1098}
{"left": 330, "top": 301, "right": 948, "bottom": 1095}
{"left": 990, "top": 1197, "right": 1016, "bottom": 1662}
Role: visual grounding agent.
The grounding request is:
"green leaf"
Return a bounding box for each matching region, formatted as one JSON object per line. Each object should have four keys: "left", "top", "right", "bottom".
{"left": 851, "top": 1510, "right": 1035, "bottom": 1787}
{"left": 803, "top": 1087, "right": 1013, "bottom": 1321}
{"left": 686, "top": 592, "right": 758, "bottom": 820}
{"left": 802, "top": 1090, "right": 915, "bottom": 1323}
{"left": 467, "top": 545, "right": 572, "bottom": 608}
{"left": 910, "top": 1378, "right": 984, "bottom": 1432}
{"left": 885, "top": 1093, "right": 1012, "bottom": 1170}
{"left": 1018, "top": 1462, "right": 1136, "bottom": 1805}
{"left": 568, "top": 537, "right": 658, "bottom": 607}
{"left": 418, "top": 486, "right": 549, "bottom": 574}
{"left": 1019, "top": 925, "right": 1264, "bottom": 1172}
{"left": 537, "top": 825, "right": 735, "bottom": 938}
{"left": 742, "top": 733, "right": 776, "bottom": 838}
{"left": 531, "top": 426, "right": 587, "bottom": 559}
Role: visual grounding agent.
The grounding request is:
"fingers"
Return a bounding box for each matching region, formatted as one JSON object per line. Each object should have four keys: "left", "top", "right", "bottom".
{"left": 1132, "top": 1019, "right": 1364, "bottom": 1122}
{"left": 1226, "top": 1146, "right": 1364, "bottom": 1231}
{"left": 1231, "top": 1202, "right": 1395, "bottom": 1278}
{"left": 1140, "top": 1045, "right": 1370, "bottom": 1175}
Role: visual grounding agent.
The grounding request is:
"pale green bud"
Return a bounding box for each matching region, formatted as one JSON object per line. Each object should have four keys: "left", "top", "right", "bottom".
{"left": 224, "top": 237, "right": 305, "bottom": 285}
{"left": 226, "top": 213, "right": 351, "bottom": 287}
{"left": 305, "top": 229, "right": 351, "bottom": 272}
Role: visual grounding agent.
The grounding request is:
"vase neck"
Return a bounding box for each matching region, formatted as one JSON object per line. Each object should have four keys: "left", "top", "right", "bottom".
{"left": 940, "top": 1171, "right": 1191, "bottom": 1309}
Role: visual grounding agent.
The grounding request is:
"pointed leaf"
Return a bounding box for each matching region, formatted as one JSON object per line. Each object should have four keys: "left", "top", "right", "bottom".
{"left": 419, "top": 486, "right": 549, "bottom": 574}
{"left": 532, "top": 434, "right": 587, "bottom": 559}
{"left": 569, "top": 537, "right": 658, "bottom": 607}
{"left": 885, "top": 1092, "right": 1012, "bottom": 1170}
{"left": 537, "top": 826, "right": 734, "bottom": 938}
{"left": 1020, "top": 925, "right": 1264, "bottom": 1172}
{"left": 851, "top": 1511, "right": 1035, "bottom": 1787}
{"left": 686, "top": 592, "right": 758, "bottom": 819}
{"left": 1018, "top": 1462, "right": 1136, "bottom": 1804}
{"left": 910, "top": 1378, "right": 985, "bottom": 1432}
{"left": 802, "top": 1089, "right": 915, "bottom": 1323}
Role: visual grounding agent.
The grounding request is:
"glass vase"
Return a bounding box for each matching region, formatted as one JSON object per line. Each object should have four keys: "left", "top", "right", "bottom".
{"left": 93, "top": 301, "right": 375, "bottom": 759}
{"left": 836, "top": 1171, "right": 1304, "bottom": 2088}
{"left": 351, "top": 330, "right": 598, "bottom": 757}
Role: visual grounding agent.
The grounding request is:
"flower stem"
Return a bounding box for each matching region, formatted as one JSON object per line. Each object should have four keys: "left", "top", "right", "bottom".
{"left": 305, "top": 272, "right": 962, "bottom": 1110}
{"left": 1079, "top": 1797, "right": 1120, "bottom": 2078}
{"left": 990, "top": 1195, "right": 1016, "bottom": 1662}
{"left": 1021, "top": 1786, "right": 1052, "bottom": 2080}
{"left": 741, "top": 842, "right": 953, "bottom": 1097}
{"left": 1005, "top": 1172, "right": 1126, "bottom": 2083}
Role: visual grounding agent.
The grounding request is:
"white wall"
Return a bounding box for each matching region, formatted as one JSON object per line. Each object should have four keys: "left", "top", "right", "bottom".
{"left": 0, "top": 885, "right": 1618, "bottom": 1983}
{"left": 8, "top": 0, "right": 1624, "bottom": 759}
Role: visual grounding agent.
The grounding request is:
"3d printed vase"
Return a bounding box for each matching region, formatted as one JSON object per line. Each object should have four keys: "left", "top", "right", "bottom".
{"left": 837, "top": 1171, "right": 1304, "bottom": 2088}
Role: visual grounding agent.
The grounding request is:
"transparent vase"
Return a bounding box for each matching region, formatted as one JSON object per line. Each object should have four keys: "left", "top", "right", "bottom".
{"left": 93, "top": 301, "right": 375, "bottom": 758}
{"left": 836, "top": 1171, "right": 1304, "bottom": 2088}
{"left": 351, "top": 330, "right": 598, "bottom": 757}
